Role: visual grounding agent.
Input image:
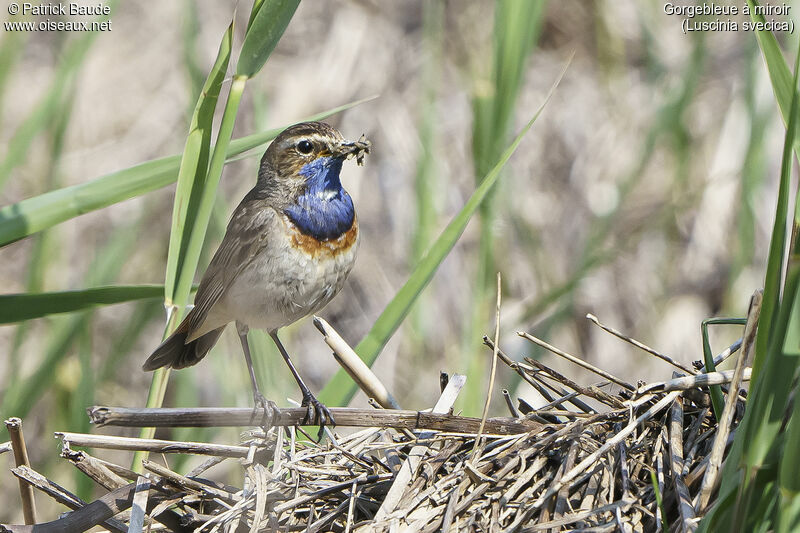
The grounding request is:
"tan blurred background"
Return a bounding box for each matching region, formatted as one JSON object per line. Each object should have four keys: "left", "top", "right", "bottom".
{"left": 0, "top": 0, "right": 792, "bottom": 522}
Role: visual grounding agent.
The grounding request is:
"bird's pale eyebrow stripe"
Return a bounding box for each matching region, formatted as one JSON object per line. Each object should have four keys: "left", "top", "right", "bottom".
{"left": 293, "top": 133, "right": 338, "bottom": 147}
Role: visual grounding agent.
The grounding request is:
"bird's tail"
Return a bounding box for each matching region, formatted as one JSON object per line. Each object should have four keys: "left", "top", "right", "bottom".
{"left": 142, "top": 312, "right": 225, "bottom": 371}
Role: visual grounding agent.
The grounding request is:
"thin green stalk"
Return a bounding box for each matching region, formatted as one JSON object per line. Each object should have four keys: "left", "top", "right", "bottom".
{"left": 134, "top": 0, "right": 301, "bottom": 470}
{"left": 138, "top": 79, "right": 248, "bottom": 435}
{"left": 649, "top": 469, "right": 668, "bottom": 532}
{"left": 701, "top": 318, "right": 746, "bottom": 420}
{"left": 169, "top": 368, "right": 213, "bottom": 473}
{"left": 464, "top": 0, "right": 545, "bottom": 415}
{"left": 737, "top": 33, "right": 800, "bottom": 477}
{"left": 319, "top": 59, "right": 570, "bottom": 407}
{"left": 407, "top": 0, "right": 443, "bottom": 363}
{"left": 236, "top": 0, "right": 300, "bottom": 78}
{"left": 164, "top": 22, "right": 233, "bottom": 312}
{"left": 171, "top": 75, "right": 245, "bottom": 315}
{"left": 776, "top": 360, "right": 800, "bottom": 532}
{"left": 702, "top": 15, "right": 800, "bottom": 530}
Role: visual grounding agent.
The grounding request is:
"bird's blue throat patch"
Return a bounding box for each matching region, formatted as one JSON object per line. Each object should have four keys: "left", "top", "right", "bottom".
{"left": 284, "top": 156, "right": 355, "bottom": 241}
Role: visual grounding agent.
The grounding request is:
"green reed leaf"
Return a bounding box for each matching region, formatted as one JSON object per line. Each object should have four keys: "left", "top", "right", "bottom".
{"left": 236, "top": 0, "right": 300, "bottom": 78}
{"left": 747, "top": 0, "right": 800, "bottom": 379}
{"left": 137, "top": 68, "right": 248, "bottom": 473}
{"left": 0, "top": 97, "right": 374, "bottom": 247}
{"left": 746, "top": 0, "right": 800, "bottom": 153}
{"left": 165, "top": 22, "right": 232, "bottom": 310}
{"left": 776, "top": 490, "right": 800, "bottom": 533}
{"left": 136, "top": 2, "right": 304, "bottom": 468}
{"left": 0, "top": 285, "right": 165, "bottom": 324}
{"left": 738, "top": 23, "right": 800, "bottom": 522}
{"left": 702, "top": 12, "right": 800, "bottom": 530}
{"left": 778, "top": 351, "right": 800, "bottom": 493}
{"left": 1, "top": 214, "right": 142, "bottom": 420}
{"left": 700, "top": 318, "right": 732, "bottom": 420}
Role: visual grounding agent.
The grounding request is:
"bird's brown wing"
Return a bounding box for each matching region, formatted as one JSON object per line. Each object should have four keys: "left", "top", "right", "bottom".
{"left": 187, "top": 193, "right": 276, "bottom": 339}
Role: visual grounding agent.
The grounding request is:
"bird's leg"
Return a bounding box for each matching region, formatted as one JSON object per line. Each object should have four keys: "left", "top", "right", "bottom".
{"left": 269, "top": 330, "right": 335, "bottom": 436}
{"left": 236, "top": 321, "right": 278, "bottom": 428}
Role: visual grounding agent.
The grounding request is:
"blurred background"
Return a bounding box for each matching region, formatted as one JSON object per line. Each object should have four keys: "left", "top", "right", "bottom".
{"left": 0, "top": 0, "right": 795, "bottom": 521}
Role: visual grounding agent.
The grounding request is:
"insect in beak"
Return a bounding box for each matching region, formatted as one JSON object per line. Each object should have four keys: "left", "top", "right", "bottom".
{"left": 334, "top": 134, "right": 371, "bottom": 165}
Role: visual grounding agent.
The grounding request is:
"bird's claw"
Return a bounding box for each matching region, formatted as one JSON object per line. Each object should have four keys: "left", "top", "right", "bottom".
{"left": 250, "top": 392, "right": 280, "bottom": 431}
{"left": 300, "top": 393, "right": 335, "bottom": 440}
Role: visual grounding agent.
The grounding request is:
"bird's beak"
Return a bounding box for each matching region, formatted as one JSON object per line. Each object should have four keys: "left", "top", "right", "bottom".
{"left": 332, "top": 134, "right": 371, "bottom": 165}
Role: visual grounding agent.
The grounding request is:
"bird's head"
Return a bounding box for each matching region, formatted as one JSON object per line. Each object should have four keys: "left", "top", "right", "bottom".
{"left": 258, "top": 121, "right": 370, "bottom": 203}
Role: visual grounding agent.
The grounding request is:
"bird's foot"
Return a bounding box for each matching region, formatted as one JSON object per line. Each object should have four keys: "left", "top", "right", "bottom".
{"left": 250, "top": 392, "right": 280, "bottom": 431}
{"left": 300, "top": 392, "right": 335, "bottom": 440}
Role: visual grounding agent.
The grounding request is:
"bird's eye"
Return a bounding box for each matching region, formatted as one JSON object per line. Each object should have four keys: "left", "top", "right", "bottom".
{"left": 296, "top": 140, "right": 314, "bottom": 154}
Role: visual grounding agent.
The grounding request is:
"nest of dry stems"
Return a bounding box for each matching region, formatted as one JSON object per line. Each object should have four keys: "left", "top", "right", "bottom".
{"left": 2, "top": 308, "right": 755, "bottom": 533}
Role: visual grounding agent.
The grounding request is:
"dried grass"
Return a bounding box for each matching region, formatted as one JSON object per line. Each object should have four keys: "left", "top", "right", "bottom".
{"left": 1, "top": 317, "right": 751, "bottom": 532}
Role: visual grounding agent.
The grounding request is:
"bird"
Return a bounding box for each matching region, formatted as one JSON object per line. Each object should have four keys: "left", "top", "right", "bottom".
{"left": 143, "top": 121, "right": 370, "bottom": 430}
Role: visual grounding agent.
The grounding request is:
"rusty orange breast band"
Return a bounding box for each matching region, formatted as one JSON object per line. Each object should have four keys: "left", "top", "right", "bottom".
{"left": 287, "top": 213, "right": 358, "bottom": 258}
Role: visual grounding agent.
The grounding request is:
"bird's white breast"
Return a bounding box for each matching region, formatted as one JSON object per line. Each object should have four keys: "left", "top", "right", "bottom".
{"left": 219, "top": 212, "right": 359, "bottom": 332}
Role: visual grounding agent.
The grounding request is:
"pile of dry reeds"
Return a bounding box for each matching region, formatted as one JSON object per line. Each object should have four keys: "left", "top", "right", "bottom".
{"left": 0, "top": 307, "right": 756, "bottom": 532}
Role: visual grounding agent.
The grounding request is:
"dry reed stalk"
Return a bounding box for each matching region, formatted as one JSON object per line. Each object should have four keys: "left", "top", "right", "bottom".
{"left": 88, "top": 406, "right": 538, "bottom": 435}
{"left": 10, "top": 465, "right": 128, "bottom": 533}
{"left": 0, "top": 308, "right": 752, "bottom": 531}
{"left": 696, "top": 290, "right": 761, "bottom": 513}
{"left": 4, "top": 418, "right": 37, "bottom": 525}
{"left": 128, "top": 475, "right": 150, "bottom": 533}
{"left": 61, "top": 448, "right": 129, "bottom": 490}
{"left": 314, "top": 316, "right": 401, "bottom": 409}
{"left": 586, "top": 313, "right": 698, "bottom": 375}
{"left": 518, "top": 331, "right": 636, "bottom": 391}
{"left": 56, "top": 431, "right": 255, "bottom": 458}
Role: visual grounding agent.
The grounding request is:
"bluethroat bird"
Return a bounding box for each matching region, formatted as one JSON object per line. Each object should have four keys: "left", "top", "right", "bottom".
{"left": 143, "top": 121, "right": 370, "bottom": 429}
